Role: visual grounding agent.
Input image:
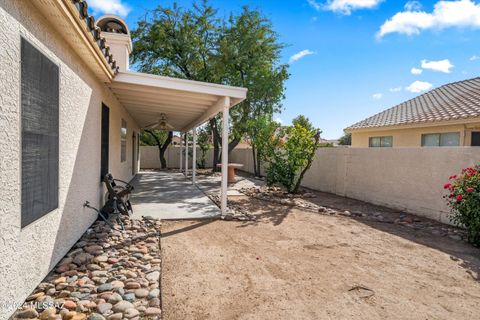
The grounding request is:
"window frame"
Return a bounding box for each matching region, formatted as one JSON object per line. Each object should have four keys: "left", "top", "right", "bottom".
{"left": 20, "top": 37, "right": 60, "bottom": 228}
{"left": 421, "top": 132, "right": 460, "bottom": 147}
{"left": 368, "top": 136, "right": 393, "bottom": 148}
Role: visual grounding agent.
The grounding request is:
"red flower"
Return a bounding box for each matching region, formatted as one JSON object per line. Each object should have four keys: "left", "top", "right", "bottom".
{"left": 457, "top": 195, "right": 463, "bottom": 201}
{"left": 449, "top": 175, "right": 457, "bottom": 180}
{"left": 467, "top": 187, "right": 475, "bottom": 193}
{"left": 443, "top": 183, "right": 451, "bottom": 189}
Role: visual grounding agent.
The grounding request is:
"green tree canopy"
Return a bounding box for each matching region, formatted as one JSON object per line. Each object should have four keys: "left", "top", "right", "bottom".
{"left": 131, "top": 1, "right": 288, "bottom": 170}
{"left": 266, "top": 115, "right": 321, "bottom": 193}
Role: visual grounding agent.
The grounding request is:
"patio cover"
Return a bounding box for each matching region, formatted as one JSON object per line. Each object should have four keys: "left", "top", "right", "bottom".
{"left": 110, "top": 71, "right": 247, "bottom": 215}
{"left": 109, "top": 71, "right": 247, "bottom": 132}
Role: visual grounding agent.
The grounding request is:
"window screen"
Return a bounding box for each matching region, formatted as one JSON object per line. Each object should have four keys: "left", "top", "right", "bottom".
{"left": 21, "top": 38, "right": 59, "bottom": 228}
{"left": 121, "top": 119, "right": 127, "bottom": 162}
{"left": 422, "top": 132, "right": 460, "bottom": 147}
{"left": 369, "top": 136, "right": 393, "bottom": 147}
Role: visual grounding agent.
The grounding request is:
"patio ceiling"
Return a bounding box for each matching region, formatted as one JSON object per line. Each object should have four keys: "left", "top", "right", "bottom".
{"left": 110, "top": 71, "right": 247, "bottom": 132}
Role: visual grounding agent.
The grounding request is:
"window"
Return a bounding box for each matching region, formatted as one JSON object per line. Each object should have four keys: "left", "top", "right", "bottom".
{"left": 369, "top": 136, "right": 393, "bottom": 147}
{"left": 121, "top": 119, "right": 127, "bottom": 162}
{"left": 101, "top": 104, "right": 110, "bottom": 180}
{"left": 421, "top": 132, "right": 460, "bottom": 147}
{"left": 472, "top": 132, "right": 480, "bottom": 146}
{"left": 21, "top": 38, "right": 59, "bottom": 228}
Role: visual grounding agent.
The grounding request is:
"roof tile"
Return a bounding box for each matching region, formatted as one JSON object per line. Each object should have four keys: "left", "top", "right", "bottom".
{"left": 347, "top": 77, "right": 480, "bottom": 130}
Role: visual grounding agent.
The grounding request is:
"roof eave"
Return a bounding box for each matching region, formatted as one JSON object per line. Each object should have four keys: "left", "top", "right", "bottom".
{"left": 346, "top": 116, "right": 480, "bottom": 133}
{"left": 31, "top": 0, "right": 117, "bottom": 82}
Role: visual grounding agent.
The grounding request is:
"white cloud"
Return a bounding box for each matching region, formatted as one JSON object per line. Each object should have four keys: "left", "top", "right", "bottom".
{"left": 289, "top": 49, "right": 316, "bottom": 63}
{"left": 88, "top": 0, "right": 130, "bottom": 17}
{"left": 411, "top": 67, "right": 423, "bottom": 75}
{"left": 389, "top": 86, "right": 402, "bottom": 92}
{"left": 470, "top": 55, "right": 480, "bottom": 61}
{"left": 421, "top": 59, "right": 454, "bottom": 73}
{"left": 372, "top": 93, "right": 383, "bottom": 100}
{"left": 307, "top": 0, "right": 322, "bottom": 10}
{"left": 274, "top": 117, "right": 283, "bottom": 124}
{"left": 406, "top": 80, "right": 433, "bottom": 93}
{"left": 377, "top": 0, "right": 480, "bottom": 38}
{"left": 325, "top": 0, "right": 383, "bottom": 15}
{"left": 404, "top": 1, "right": 423, "bottom": 11}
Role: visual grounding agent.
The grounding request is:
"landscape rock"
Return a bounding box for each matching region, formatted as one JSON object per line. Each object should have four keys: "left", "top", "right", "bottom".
{"left": 15, "top": 308, "right": 39, "bottom": 319}
{"left": 112, "top": 301, "right": 134, "bottom": 313}
{"left": 88, "top": 313, "right": 106, "bottom": 320}
{"left": 14, "top": 218, "right": 162, "bottom": 319}
{"left": 96, "top": 303, "right": 113, "bottom": 315}
{"left": 123, "top": 308, "right": 139, "bottom": 319}
{"left": 144, "top": 307, "right": 162, "bottom": 316}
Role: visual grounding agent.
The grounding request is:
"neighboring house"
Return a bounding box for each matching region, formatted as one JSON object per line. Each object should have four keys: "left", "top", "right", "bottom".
{"left": 0, "top": 1, "right": 246, "bottom": 318}
{"left": 346, "top": 78, "right": 480, "bottom": 148}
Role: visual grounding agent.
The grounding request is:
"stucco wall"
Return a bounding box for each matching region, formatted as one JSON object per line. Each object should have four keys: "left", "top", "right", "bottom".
{"left": 140, "top": 145, "right": 214, "bottom": 169}
{"left": 230, "top": 147, "right": 480, "bottom": 224}
{"left": 350, "top": 123, "right": 474, "bottom": 147}
{"left": 0, "top": 1, "right": 139, "bottom": 318}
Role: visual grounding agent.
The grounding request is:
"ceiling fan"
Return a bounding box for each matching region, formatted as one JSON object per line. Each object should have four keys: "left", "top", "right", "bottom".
{"left": 144, "top": 113, "right": 174, "bottom": 130}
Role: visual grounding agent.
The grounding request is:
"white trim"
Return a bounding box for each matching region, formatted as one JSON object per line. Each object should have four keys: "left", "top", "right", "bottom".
{"left": 185, "top": 132, "right": 189, "bottom": 178}
{"left": 114, "top": 71, "right": 247, "bottom": 99}
{"left": 179, "top": 132, "right": 183, "bottom": 172}
{"left": 192, "top": 128, "right": 197, "bottom": 184}
{"left": 221, "top": 97, "right": 230, "bottom": 215}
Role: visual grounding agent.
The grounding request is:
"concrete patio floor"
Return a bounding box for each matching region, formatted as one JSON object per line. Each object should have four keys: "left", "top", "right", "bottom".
{"left": 130, "top": 171, "right": 221, "bottom": 219}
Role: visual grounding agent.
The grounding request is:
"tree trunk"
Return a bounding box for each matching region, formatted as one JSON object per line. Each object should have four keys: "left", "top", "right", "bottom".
{"left": 256, "top": 153, "right": 262, "bottom": 177}
{"left": 252, "top": 144, "right": 257, "bottom": 177}
{"left": 210, "top": 118, "right": 220, "bottom": 172}
{"left": 292, "top": 131, "right": 320, "bottom": 193}
{"left": 146, "top": 129, "right": 173, "bottom": 170}
{"left": 159, "top": 147, "right": 167, "bottom": 169}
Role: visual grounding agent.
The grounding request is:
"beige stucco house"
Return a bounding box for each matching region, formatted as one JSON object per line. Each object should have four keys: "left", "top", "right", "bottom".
{"left": 0, "top": 0, "right": 246, "bottom": 318}
{"left": 346, "top": 78, "right": 480, "bottom": 148}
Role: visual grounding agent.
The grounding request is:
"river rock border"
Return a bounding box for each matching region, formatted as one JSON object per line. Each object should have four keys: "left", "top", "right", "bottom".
{"left": 12, "top": 217, "right": 162, "bottom": 320}
{"left": 239, "top": 186, "right": 467, "bottom": 241}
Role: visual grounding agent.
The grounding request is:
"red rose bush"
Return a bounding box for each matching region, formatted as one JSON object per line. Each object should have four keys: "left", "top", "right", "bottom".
{"left": 444, "top": 166, "right": 480, "bottom": 246}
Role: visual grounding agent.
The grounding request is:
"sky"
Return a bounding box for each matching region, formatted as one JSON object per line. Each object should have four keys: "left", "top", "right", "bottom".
{"left": 90, "top": 0, "right": 480, "bottom": 139}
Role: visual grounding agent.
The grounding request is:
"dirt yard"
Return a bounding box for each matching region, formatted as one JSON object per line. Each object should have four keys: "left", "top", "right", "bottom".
{"left": 161, "top": 196, "right": 480, "bottom": 320}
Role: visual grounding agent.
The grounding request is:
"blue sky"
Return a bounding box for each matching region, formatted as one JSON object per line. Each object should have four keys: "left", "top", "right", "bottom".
{"left": 90, "top": 0, "right": 480, "bottom": 138}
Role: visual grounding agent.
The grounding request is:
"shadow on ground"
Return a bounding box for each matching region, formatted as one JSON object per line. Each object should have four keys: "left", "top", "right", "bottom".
{"left": 227, "top": 194, "right": 480, "bottom": 283}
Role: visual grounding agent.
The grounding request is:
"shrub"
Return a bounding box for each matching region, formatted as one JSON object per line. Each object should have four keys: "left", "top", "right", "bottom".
{"left": 265, "top": 116, "right": 321, "bottom": 193}
{"left": 444, "top": 166, "right": 480, "bottom": 246}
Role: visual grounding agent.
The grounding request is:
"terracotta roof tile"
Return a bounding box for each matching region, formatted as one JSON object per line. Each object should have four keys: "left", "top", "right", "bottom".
{"left": 347, "top": 77, "right": 480, "bottom": 130}
{"left": 72, "top": 0, "right": 119, "bottom": 74}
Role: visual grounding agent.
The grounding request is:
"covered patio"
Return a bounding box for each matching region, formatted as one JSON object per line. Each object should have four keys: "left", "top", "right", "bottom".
{"left": 110, "top": 71, "right": 247, "bottom": 215}
{"left": 130, "top": 171, "right": 221, "bottom": 220}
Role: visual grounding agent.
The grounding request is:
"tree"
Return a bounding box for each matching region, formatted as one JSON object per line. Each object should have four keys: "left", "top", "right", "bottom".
{"left": 131, "top": 2, "right": 288, "bottom": 171}
{"left": 292, "top": 115, "right": 314, "bottom": 131}
{"left": 218, "top": 7, "right": 288, "bottom": 171}
{"left": 266, "top": 115, "right": 321, "bottom": 193}
{"left": 247, "top": 115, "right": 280, "bottom": 177}
{"left": 196, "top": 127, "right": 210, "bottom": 168}
{"left": 338, "top": 131, "right": 352, "bottom": 146}
{"left": 140, "top": 129, "right": 173, "bottom": 169}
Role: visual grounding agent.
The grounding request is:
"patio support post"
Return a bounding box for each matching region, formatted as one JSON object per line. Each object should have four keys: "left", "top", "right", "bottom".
{"left": 192, "top": 127, "right": 197, "bottom": 184}
{"left": 185, "top": 132, "right": 189, "bottom": 178}
{"left": 179, "top": 132, "right": 183, "bottom": 172}
{"left": 221, "top": 96, "right": 230, "bottom": 215}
